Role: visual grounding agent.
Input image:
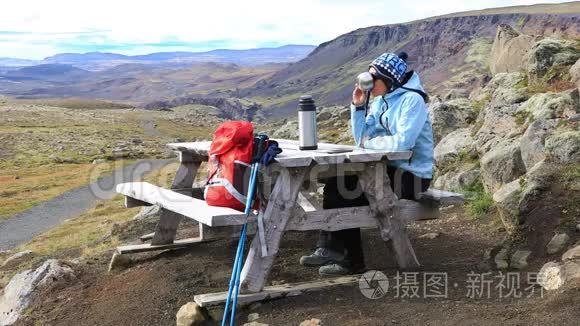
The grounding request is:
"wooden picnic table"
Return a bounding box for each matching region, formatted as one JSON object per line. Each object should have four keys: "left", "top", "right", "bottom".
{"left": 116, "top": 139, "right": 464, "bottom": 304}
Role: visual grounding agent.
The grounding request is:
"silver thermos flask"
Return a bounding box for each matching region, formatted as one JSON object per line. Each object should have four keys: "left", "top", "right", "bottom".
{"left": 298, "top": 95, "right": 318, "bottom": 150}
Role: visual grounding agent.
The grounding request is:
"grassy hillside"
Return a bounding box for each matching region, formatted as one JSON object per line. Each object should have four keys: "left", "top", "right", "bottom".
{"left": 0, "top": 98, "right": 217, "bottom": 219}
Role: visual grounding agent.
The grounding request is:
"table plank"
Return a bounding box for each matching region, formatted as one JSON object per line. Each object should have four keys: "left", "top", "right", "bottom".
{"left": 166, "top": 139, "right": 412, "bottom": 167}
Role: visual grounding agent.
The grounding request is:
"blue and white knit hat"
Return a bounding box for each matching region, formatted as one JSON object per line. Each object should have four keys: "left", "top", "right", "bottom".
{"left": 370, "top": 52, "right": 408, "bottom": 85}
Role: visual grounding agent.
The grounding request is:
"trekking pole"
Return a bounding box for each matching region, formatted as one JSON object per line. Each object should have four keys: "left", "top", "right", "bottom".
{"left": 221, "top": 165, "right": 256, "bottom": 326}
{"left": 222, "top": 134, "right": 268, "bottom": 326}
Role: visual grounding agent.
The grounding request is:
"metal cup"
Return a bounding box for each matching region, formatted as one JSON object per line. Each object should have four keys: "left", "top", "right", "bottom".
{"left": 356, "top": 72, "right": 374, "bottom": 92}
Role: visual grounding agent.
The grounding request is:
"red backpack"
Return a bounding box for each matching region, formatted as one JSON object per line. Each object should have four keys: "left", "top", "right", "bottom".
{"left": 204, "top": 121, "right": 255, "bottom": 212}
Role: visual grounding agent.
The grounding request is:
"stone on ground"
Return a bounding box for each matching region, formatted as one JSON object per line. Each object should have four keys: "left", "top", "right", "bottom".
{"left": 538, "top": 261, "right": 580, "bottom": 291}
{"left": 418, "top": 232, "right": 441, "bottom": 240}
{"left": 494, "top": 248, "right": 509, "bottom": 269}
{"left": 562, "top": 245, "right": 580, "bottom": 261}
{"left": 247, "top": 313, "right": 260, "bottom": 322}
{"left": 300, "top": 318, "right": 322, "bottom": 326}
{"left": 176, "top": 302, "right": 206, "bottom": 326}
{"left": 546, "top": 233, "right": 570, "bottom": 254}
{"left": 510, "top": 250, "right": 532, "bottom": 270}
{"left": 243, "top": 322, "right": 269, "bottom": 326}
{"left": 0, "top": 260, "right": 75, "bottom": 326}
{"left": 538, "top": 261, "right": 565, "bottom": 290}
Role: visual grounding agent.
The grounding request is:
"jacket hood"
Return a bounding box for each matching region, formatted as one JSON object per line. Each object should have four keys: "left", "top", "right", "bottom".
{"left": 385, "top": 72, "right": 426, "bottom": 100}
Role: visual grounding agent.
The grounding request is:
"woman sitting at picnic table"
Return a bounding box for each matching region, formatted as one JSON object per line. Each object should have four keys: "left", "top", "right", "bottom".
{"left": 300, "top": 52, "right": 435, "bottom": 275}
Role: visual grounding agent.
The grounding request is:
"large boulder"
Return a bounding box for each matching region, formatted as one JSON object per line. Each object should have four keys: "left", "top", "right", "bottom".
{"left": 483, "top": 73, "right": 529, "bottom": 107}
{"left": 434, "top": 128, "right": 474, "bottom": 166}
{"left": 473, "top": 72, "right": 531, "bottom": 154}
{"left": 0, "top": 260, "right": 75, "bottom": 325}
{"left": 545, "top": 130, "right": 580, "bottom": 164}
{"left": 480, "top": 140, "right": 526, "bottom": 192}
{"left": 526, "top": 38, "right": 580, "bottom": 82}
{"left": 518, "top": 160, "right": 554, "bottom": 220}
{"left": 489, "top": 24, "right": 536, "bottom": 75}
{"left": 444, "top": 89, "right": 469, "bottom": 100}
{"left": 519, "top": 119, "right": 558, "bottom": 171}
{"left": 428, "top": 99, "right": 474, "bottom": 144}
{"left": 492, "top": 178, "right": 522, "bottom": 229}
{"left": 518, "top": 90, "right": 578, "bottom": 120}
{"left": 473, "top": 103, "right": 521, "bottom": 154}
{"left": 434, "top": 167, "right": 480, "bottom": 191}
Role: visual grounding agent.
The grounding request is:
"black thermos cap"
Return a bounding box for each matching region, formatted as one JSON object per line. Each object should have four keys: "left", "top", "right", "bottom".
{"left": 298, "top": 95, "right": 316, "bottom": 111}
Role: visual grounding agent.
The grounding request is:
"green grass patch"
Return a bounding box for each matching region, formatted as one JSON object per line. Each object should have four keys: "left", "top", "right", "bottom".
{"left": 0, "top": 161, "right": 130, "bottom": 219}
{"left": 465, "top": 38, "right": 493, "bottom": 65}
{"left": 471, "top": 95, "right": 490, "bottom": 115}
{"left": 462, "top": 180, "right": 495, "bottom": 219}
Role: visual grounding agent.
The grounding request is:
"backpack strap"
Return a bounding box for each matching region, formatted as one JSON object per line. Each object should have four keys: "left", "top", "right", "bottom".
{"left": 400, "top": 86, "right": 429, "bottom": 103}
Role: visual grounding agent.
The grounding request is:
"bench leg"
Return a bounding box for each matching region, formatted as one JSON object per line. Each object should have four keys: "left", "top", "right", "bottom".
{"left": 151, "top": 153, "right": 200, "bottom": 245}
{"left": 240, "top": 167, "right": 308, "bottom": 293}
{"left": 358, "top": 161, "right": 420, "bottom": 268}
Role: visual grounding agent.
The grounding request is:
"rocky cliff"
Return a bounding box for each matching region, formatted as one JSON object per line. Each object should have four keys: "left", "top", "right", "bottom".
{"left": 431, "top": 24, "right": 579, "bottom": 263}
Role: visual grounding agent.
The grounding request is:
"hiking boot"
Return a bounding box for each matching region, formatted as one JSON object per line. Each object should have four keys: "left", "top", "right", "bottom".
{"left": 318, "top": 263, "right": 352, "bottom": 276}
{"left": 299, "top": 248, "right": 344, "bottom": 267}
{"left": 318, "top": 263, "right": 366, "bottom": 276}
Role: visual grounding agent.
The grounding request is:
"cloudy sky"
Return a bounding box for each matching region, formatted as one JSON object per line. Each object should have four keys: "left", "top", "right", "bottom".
{"left": 0, "top": 0, "right": 569, "bottom": 59}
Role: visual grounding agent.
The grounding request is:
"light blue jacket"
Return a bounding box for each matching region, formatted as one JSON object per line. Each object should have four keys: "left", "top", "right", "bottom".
{"left": 350, "top": 72, "right": 434, "bottom": 179}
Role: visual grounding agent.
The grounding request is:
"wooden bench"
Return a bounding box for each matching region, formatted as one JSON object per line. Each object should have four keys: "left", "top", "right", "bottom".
{"left": 115, "top": 140, "right": 464, "bottom": 305}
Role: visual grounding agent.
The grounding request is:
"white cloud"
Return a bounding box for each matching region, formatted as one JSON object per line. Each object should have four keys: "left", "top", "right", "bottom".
{"left": 0, "top": 0, "right": 569, "bottom": 59}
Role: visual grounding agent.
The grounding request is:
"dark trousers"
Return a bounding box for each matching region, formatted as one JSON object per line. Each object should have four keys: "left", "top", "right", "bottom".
{"left": 317, "top": 166, "right": 431, "bottom": 269}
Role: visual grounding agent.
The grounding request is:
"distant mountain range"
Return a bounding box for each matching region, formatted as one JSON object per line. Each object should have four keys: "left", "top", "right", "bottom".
{"left": 0, "top": 45, "right": 316, "bottom": 71}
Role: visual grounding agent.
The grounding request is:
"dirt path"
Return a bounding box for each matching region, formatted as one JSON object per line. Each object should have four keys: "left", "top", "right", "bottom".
{"left": 16, "top": 208, "right": 580, "bottom": 325}
{"left": 0, "top": 159, "right": 171, "bottom": 250}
